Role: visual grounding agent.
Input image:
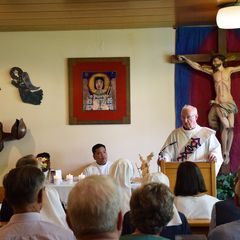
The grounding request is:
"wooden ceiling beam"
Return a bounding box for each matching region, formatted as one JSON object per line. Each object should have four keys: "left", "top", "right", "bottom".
{"left": 0, "top": 0, "right": 225, "bottom": 31}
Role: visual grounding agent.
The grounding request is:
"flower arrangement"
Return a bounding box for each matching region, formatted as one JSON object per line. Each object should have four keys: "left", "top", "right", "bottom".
{"left": 36, "top": 152, "right": 50, "bottom": 173}
{"left": 38, "top": 157, "right": 50, "bottom": 172}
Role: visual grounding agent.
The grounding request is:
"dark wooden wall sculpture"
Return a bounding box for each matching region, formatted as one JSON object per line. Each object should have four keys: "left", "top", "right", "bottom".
{"left": 9, "top": 67, "right": 43, "bottom": 105}
{"left": 0, "top": 119, "right": 27, "bottom": 151}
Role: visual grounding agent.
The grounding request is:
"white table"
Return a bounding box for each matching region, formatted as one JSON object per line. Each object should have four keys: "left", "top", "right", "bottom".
{"left": 48, "top": 180, "right": 141, "bottom": 207}
{"left": 47, "top": 181, "right": 76, "bottom": 206}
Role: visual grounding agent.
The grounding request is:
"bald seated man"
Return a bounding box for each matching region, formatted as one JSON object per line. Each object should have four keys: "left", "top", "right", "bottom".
{"left": 67, "top": 175, "right": 122, "bottom": 240}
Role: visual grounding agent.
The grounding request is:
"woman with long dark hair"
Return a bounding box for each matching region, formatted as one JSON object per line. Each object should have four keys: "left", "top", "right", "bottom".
{"left": 174, "top": 161, "right": 219, "bottom": 219}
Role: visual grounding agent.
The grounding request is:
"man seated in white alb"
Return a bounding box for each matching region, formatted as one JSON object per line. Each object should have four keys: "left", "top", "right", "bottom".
{"left": 158, "top": 105, "right": 223, "bottom": 175}
{"left": 83, "top": 143, "right": 112, "bottom": 176}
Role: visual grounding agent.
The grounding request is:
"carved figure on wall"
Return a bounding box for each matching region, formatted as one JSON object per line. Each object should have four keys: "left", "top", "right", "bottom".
{"left": 9, "top": 67, "right": 43, "bottom": 105}
{"left": 0, "top": 119, "right": 27, "bottom": 151}
{"left": 178, "top": 55, "right": 240, "bottom": 165}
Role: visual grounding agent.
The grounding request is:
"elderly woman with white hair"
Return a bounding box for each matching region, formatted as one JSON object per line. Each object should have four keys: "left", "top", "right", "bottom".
{"left": 109, "top": 158, "right": 134, "bottom": 215}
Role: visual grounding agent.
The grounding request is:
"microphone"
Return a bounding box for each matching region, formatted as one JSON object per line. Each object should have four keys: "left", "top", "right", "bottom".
{"left": 157, "top": 141, "right": 177, "bottom": 173}
{"left": 158, "top": 141, "right": 177, "bottom": 160}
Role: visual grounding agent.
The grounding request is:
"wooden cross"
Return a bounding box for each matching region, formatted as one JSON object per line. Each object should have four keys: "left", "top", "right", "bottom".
{"left": 171, "top": 29, "right": 240, "bottom": 63}
{"left": 170, "top": 28, "right": 240, "bottom": 173}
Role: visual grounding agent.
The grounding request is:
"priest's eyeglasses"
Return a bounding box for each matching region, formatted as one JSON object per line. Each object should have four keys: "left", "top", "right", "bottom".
{"left": 181, "top": 115, "right": 196, "bottom": 121}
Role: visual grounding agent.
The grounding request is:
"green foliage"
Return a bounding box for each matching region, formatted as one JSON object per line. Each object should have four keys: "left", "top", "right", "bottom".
{"left": 217, "top": 173, "right": 236, "bottom": 200}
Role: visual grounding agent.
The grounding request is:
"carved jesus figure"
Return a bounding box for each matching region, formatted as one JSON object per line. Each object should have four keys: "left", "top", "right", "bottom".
{"left": 178, "top": 54, "right": 240, "bottom": 164}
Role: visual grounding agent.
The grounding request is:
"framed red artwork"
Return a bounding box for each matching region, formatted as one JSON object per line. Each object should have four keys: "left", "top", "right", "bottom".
{"left": 68, "top": 57, "right": 130, "bottom": 124}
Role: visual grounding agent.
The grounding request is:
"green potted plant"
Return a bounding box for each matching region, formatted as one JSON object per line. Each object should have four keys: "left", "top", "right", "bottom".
{"left": 217, "top": 172, "right": 236, "bottom": 200}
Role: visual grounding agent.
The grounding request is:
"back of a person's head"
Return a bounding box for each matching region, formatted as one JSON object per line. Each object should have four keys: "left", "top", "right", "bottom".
{"left": 3, "top": 166, "right": 45, "bottom": 208}
{"left": 67, "top": 175, "right": 121, "bottom": 238}
{"left": 143, "top": 172, "right": 170, "bottom": 187}
{"left": 130, "top": 182, "right": 174, "bottom": 234}
{"left": 15, "top": 154, "right": 39, "bottom": 168}
{"left": 174, "top": 161, "right": 207, "bottom": 196}
{"left": 109, "top": 158, "right": 134, "bottom": 188}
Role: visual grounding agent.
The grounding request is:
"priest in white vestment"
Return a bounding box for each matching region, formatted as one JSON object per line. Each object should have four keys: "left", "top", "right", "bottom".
{"left": 158, "top": 105, "right": 223, "bottom": 175}
{"left": 83, "top": 143, "right": 112, "bottom": 176}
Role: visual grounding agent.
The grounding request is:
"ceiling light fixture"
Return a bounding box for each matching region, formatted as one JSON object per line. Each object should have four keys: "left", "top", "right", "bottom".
{"left": 216, "top": 1, "right": 240, "bottom": 29}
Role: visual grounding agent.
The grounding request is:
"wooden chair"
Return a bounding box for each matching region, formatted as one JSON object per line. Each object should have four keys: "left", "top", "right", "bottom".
{"left": 0, "top": 186, "right": 7, "bottom": 227}
{"left": 159, "top": 160, "right": 216, "bottom": 196}
{"left": 175, "top": 233, "right": 207, "bottom": 240}
{"left": 0, "top": 186, "right": 4, "bottom": 203}
{"left": 187, "top": 219, "right": 210, "bottom": 236}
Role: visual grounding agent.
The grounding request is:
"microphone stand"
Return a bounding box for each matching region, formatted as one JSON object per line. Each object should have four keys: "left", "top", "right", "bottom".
{"left": 157, "top": 141, "right": 177, "bottom": 172}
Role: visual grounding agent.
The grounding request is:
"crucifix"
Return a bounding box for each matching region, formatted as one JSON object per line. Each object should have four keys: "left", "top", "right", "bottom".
{"left": 171, "top": 28, "right": 240, "bottom": 169}
{"left": 171, "top": 29, "right": 240, "bottom": 63}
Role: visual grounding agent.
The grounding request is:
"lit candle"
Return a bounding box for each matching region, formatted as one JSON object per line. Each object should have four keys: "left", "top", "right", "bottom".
{"left": 78, "top": 174, "right": 86, "bottom": 181}
{"left": 66, "top": 174, "right": 73, "bottom": 184}
{"left": 53, "top": 175, "right": 61, "bottom": 185}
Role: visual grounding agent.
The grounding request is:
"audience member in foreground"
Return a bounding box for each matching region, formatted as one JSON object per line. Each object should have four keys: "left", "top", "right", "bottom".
{"left": 143, "top": 171, "right": 170, "bottom": 188}
{"left": 174, "top": 161, "right": 219, "bottom": 219}
{"left": 139, "top": 172, "right": 191, "bottom": 239}
{"left": 0, "top": 166, "right": 75, "bottom": 239}
{"left": 109, "top": 158, "right": 134, "bottom": 214}
{"left": 120, "top": 182, "right": 174, "bottom": 240}
{"left": 209, "top": 168, "right": 240, "bottom": 231}
{"left": 82, "top": 143, "right": 112, "bottom": 176}
{"left": 208, "top": 172, "right": 240, "bottom": 240}
{"left": 122, "top": 175, "right": 191, "bottom": 240}
{"left": 67, "top": 175, "right": 122, "bottom": 240}
{"left": 158, "top": 105, "right": 223, "bottom": 175}
{"left": 0, "top": 154, "right": 68, "bottom": 228}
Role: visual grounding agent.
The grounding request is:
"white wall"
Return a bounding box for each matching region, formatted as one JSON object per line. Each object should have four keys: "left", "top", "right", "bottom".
{"left": 0, "top": 28, "right": 175, "bottom": 181}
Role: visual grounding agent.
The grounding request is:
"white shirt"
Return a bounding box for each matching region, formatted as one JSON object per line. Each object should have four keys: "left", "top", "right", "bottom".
{"left": 174, "top": 194, "right": 220, "bottom": 219}
{"left": 0, "top": 212, "right": 75, "bottom": 240}
{"left": 160, "top": 124, "right": 223, "bottom": 174}
{"left": 83, "top": 161, "right": 112, "bottom": 176}
{"left": 41, "top": 186, "right": 68, "bottom": 228}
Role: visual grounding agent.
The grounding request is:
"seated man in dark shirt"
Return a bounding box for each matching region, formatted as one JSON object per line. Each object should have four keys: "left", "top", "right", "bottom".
{"left": 210, "top": 169, "right": 240, "bottom": 230}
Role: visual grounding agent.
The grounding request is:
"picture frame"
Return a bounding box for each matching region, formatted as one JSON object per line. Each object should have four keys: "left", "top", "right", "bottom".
{"left": 68, "top": 57, "right": 130, "bottom": 124}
